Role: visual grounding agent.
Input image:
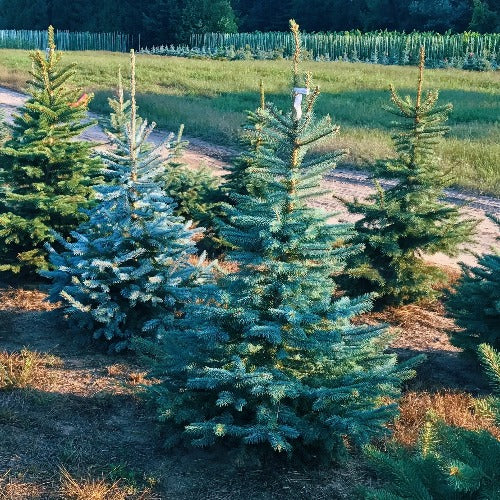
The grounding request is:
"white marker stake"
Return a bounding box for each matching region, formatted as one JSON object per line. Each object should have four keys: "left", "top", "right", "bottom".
{"left": 293, "top": 87, "right": 309, "bottom": 121}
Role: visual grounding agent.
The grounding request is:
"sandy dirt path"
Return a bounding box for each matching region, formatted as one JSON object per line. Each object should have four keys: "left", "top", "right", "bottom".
{"left": 1, "top": 85, "right": 498, "bottom": 267}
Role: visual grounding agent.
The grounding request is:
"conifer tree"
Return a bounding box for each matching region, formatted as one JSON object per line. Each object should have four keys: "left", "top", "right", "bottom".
{"left": 447, "top": 215, "right": 500, "bottom": 353}
{"left": 146, "top": 21, "right": 419, "bottom": 462}
{"left": 0, "top": 26, "right": 101, "bottom": 277}
{"left": 223, "top": 79, "right": 270, "bottom": 200}
{"left": 159, "top": 124, "right": 224, "bottom": 255}
{"left": 364, "top": 344, "right": 500, "bottom": 499}
{"left": 104, "top": 67, "right": 133, "bottom": 139}
{"left": 364, "top": 420, "right": 500, "bottom": 499}
{"left": 0, "top": 107, "right": 7, "bottom": 144}
{"left": 42, "top": 51, "right": 214, "bottom": 351}
{"left": 161, "top": 158, "right": 224, "bottom": 255}
{"left": 339, "top": 47, "right": 477, "bottom": 305}
{"left": 104, "top": 67, "right": 224, "bottom": 255}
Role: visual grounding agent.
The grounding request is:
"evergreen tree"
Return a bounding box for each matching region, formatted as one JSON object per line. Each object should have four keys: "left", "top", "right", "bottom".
{"left": 143, "top": 0, "right": 237, "bottom": 45}
{"left": 42, "top": 50, "right": 214, "bottom": 351}
{"left": 0, "top": 26, "right": 100, "bottom": 277}
{"left": 408, "top": 0, "right": 470, "bottom": 32}
{"left": 161, "top": 149, "right": 225, "bottom": 256}
{"left": 219, "top": 80, "right": 273, "bottom": 251}
{"left": 362, "top": 0, "right": 409, "bottom": 31}
{"left": 478, "top": 343, "right": 500, "bottom": 395}
{"left": 145, "top": 21, "right": 419, "bottom": 462}
{"left": 364, "top": 344, "right": 500, "bottom": 499}
{"left": 223, "top": 80, "right": 270, "bottom": 200}
{"left": 0, "top": 107, "right": 7, "bottom": 144}
{"left": 104, "top": 68, "right": 224, "bottom": 255}
{"left": 364, "top": 420, "right": 500, "bottom": 499}
{"left": 0, "top": 0, "right": 49, "bottom": 30}
{"left": 339, "top": 47, "right": 477, "bottom": 306}
{"left": 447, "top": 215, "right": 500, "bottom": 353}
{"left": 104, "top": 67, "right": 133, "bottom": 138}
{"left": 469, "top": 0, "right": 499, "bottom": 32}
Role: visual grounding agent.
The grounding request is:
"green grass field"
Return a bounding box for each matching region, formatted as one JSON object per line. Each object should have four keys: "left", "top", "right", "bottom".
{"left": 0, "top": 49, "right": 498, "bottom": 195}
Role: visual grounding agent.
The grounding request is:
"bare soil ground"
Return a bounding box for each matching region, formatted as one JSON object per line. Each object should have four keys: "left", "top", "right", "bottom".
{"left": 0, "top": 289, "right": 373, "bottom": 499}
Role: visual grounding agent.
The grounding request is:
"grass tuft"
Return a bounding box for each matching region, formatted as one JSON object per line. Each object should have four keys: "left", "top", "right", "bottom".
{"left": 0, "top": 348, "right": 63, "bottom": 390}
{"left": 60, "top": 467, "right": 125, "bottom": 500}
{"left": 59, "top": 467, "right": 155, "bottom": 500}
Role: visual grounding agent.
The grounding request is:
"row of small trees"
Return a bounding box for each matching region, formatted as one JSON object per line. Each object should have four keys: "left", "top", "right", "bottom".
{"left": 0, "top": 23, "right": 498, "bottom": 480}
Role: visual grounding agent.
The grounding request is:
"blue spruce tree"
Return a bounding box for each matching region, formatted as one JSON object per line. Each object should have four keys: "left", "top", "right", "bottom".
{"left": 147, "top": 21, "right": 420, "bottom": 462}
{"left": 42, "top": 51, "right": 213, "bottom": 351}
{"left": 103, "top": 67, "right": 133, "bottom": 138}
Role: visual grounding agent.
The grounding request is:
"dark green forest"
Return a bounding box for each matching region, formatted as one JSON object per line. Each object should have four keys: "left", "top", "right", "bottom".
{"left": 0, "top": 0, "right": 498, "bottom": 46}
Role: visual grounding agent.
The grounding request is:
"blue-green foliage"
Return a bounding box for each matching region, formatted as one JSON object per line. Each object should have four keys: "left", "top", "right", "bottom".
{"left": 104, "top": 73, "right": 225, "bottom": 255}
{"left": 145, "top": 21, "right": 420, "bottom": 462}
{"left": 223, "top": 80, "right": 270, "bottom": 200}
{"left": 42, "top": 51, "right": 214, "bottom": 351}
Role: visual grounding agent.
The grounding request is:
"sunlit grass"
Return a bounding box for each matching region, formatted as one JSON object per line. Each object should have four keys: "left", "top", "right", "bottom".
{"left": 0, "top": 50, "right": 498, "bottom": 194}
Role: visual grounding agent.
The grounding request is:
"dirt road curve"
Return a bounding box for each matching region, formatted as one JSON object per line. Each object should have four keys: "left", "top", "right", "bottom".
{"left": 1, "top": 85, "right": 498, "bottom": 267}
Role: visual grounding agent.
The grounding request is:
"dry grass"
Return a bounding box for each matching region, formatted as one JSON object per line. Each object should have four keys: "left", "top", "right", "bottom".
{"left": 128, "top": 372, "right": 148, "bottom": 385}
{"left": 0, "top": 348, "right": 63, "bottom": 390}
{"left": 393, "top": 391, "right": 500, "bottom": 447}
{"left": 0, "top": 289, "right": 371, "bottom": 499}
{"left": 107, "top": 364, "right": 130, "bottom": 377}
{"left": 0, "top": 287, "right": 60, "bottom": 311}
{"left": 360, "top": 300, "right": 460, "bottom": 353}
{"left": 59, "top": 467, "right": 155, "bottom": 500}
{"left": 0, "top": 285, "right": 497, "bottom": 498}
{"left": 0, "top": 471, "right": 46, "bottom": 499}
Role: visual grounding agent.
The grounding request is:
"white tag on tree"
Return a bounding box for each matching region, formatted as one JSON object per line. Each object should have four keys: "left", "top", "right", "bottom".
{"left": 293, "top": 87, "right": 309, "bottom": 121}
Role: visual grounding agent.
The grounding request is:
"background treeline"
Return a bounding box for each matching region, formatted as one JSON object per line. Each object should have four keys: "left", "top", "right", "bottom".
{"left": 0, "top": 0, "right": 498, "bottom": 47}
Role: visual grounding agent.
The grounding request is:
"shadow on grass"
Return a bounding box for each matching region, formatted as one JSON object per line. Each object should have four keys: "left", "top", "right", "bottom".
{"left": 89, "top": 87, "right": 500, "bottom": 196}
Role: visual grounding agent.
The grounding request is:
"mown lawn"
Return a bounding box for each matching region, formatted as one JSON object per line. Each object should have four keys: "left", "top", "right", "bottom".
{"left": 0, "top": 50, "right": 499, "bottom": 195}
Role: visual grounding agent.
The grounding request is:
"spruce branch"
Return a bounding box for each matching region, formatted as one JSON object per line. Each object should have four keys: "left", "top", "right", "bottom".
{"left": 416, "top": 46, "right": 425, "bottom": 114}
{"left": 290, "top": 19, "right": 301, "bottom": 84}
{"left": 259, "top": 79, "right": 265, "bottom": 110}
